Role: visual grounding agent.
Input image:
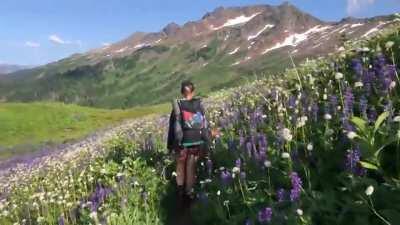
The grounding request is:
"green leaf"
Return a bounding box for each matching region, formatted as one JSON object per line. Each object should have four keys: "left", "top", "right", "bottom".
{"left": 360, "top": 161, "right": 379, "bottom": 170}
{"left": 374, "top": 111, "right": 389, "bottom": 134}
{"left": 351, "top": 116, "right": 367, "bottom": 133}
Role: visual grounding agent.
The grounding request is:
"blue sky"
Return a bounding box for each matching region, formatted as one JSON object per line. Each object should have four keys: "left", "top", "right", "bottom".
{"left": 1, "top": 0, "right": 399, "bottom": 65}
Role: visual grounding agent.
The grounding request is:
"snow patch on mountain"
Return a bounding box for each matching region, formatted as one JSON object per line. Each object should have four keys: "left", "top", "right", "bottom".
{"left": 211, "top": 12, "right": 261, "bottom": 30}
{"left": 362, "top": 22, "right": 387, "bottom": 37}
{"left": 351, "top": 23, "right": 364, "bottom": 28}
{"left": 262, "top": 25, "right": 330, "bottom": 54}
{"left": 115, "top": 47, "right": 128, "bottom": 53}
{"left": 228, "top": 47, "right": 240, "bottom": 55}
{"left": 248, "top": 24, "right": 275, "bottom": 40}
{"left": 231, "top": 60, "right": 241, "bottom": 66}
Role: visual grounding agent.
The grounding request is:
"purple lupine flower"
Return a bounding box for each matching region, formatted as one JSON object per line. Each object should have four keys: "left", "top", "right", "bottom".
{"left": 362, "top": 70, "right": 374, "bottom": 96}
{"left": 220, "top": 170, "right": 232, "bottom": 186}
{"left": 258, "top": 133, "right": 268, "bottom": 150}
{"left": 343, "top": 87, "right": 354, "bottom": 118}
{"left": 374, "top": 54, "right": 386, "bottom": 69}
{"left": 206, "top": 159, "right": 213, "bottom": 176}
{"left": 359, "top": 95, "right": 368, "bottom": 119}
{"left": 288, "top": 96, "right": 296, "bottom": 109}
{"left": 351, "top": 58, "right": 363, "bottom": 77}
{"left": 329, "top": 95, "right": 338, "bottom": 115}
{"left": 342, "top": 117, "right": 355, "bottom": 132}
{"left": 300, "top": 91, "right": 309, "bottom": 108}
{"left": 276, "top": 188, "right": 285, "bottom": 202}
{"left": 245, "top": 218, "right": 253, "bottom": 225}
{"left": 345, "top": 146, "right": 366, "bottom": 176}
{"left": 258, "top": 207, "right": 272, "bottom": 223}
{"left": 311, "top": 103, "right": 319, "bottom": 122}
{"left": 239, "top": 130, "right": 245, "bottom": 147}
{"left": 88, "top": 184, "right": 113, "bottom": 212}
{"left": 289, "top": 172, "right": 302, "bottom": 202}
{"left": 58, "top": 216, "right": 65, "bottom": 225}
{"left": 235, "top": 158, "right": 242, "bottom": 169}
{"left": 252, "top": 147, "right": 261, "bottom": 162}
{"left": 368, "top": 106, "right": 378, "bottom": 123}
{"left": 246, "top": 142, "right": 253, "bottom": 156}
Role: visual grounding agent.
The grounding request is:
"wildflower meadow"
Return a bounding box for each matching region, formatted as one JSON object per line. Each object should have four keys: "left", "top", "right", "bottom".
{"left": 1, "top": 22, "right": 400, "bottom": 225}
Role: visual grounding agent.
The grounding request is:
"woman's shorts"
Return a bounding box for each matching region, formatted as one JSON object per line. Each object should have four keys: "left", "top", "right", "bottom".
{"left": 176, "top": 146, "right": 200, "bottom": 161}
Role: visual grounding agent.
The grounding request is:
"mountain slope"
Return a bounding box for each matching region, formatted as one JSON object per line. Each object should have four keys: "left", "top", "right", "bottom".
{"left": 0, "top": 64, "right": 32, "bottom": 75}
{"left": 0, "top": 3, "right": 398, "bottom": 108}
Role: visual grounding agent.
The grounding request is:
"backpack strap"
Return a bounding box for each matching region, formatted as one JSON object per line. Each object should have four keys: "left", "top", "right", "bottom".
{"left": 172, "top": 99, "right": 183, "bottom": 146}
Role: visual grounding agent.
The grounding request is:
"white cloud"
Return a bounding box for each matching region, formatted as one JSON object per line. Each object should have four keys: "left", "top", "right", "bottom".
{"left": 49, "top": 34, "right": 69, "bottom": 44}
{"left": 347, "top": 0, "right": 375, "bottom": 15}
{"left": 25, "top": 41, "right": 40, "bottom": 48}
{"left": 102, "top": 42, "right": 111, "bottom": 47}
{"left": 49, "top": 34, "right": 83, "bottom": 46}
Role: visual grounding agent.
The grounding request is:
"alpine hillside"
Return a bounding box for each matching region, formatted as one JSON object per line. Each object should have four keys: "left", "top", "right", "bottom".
{"left": 0, "top": 2, "right": 398, "bottom": 108}
{"left": 0, "top": 64, "right": 31, "bottom": 75}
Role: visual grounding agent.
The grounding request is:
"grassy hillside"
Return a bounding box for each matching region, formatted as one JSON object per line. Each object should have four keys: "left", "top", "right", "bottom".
{"left": 0, "top": 102, "right": 169, "bottom": 159}
{"left": 0, "top": 40, "right": 294, "bottom": 109}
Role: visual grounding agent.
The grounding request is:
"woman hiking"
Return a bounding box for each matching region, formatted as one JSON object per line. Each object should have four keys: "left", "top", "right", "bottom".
{"left": 167, "top": 81, "right": 216, "bottom": 205}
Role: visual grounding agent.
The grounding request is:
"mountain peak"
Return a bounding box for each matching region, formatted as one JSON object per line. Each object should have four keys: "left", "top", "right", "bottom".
{"left": 163, "top": 22, "right": 180, "bottom": 35}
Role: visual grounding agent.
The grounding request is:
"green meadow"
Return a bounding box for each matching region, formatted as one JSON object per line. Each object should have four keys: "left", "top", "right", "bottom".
{"left": 0, "top": 102, "right": 169, "bottom": 159}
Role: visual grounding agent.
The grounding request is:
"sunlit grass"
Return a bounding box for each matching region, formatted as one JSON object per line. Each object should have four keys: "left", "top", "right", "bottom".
{"left": 0, "top": 102, "right": 169, "bottom": 159}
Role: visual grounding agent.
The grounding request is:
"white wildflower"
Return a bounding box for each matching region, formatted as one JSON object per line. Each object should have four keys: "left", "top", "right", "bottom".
{"left": 232, "top": 167, "right": 240, "bottom": 174}
{"left": 324, "top": 114, "right": 332, "bottom": 120}
{"left": 307, "top": 143, "right": 313, "bottom": 151}
{"left": 90, "top": 211, "right": 98, "bottom": 220}
{"left": 354, "top": 81, "right": 363, "bottom": 88}
{"left": 365, "top": 185, "right": 374, "bottom": 196}
{"left": 116, "top": 172, "right": 124, "bottom": 177}
{"left": 264, "top": 160, "right": 272, "bottom": 168}
{"left": 393, "top": 116, "right": 400, "bottom": 122}
{"left": 390, "top": 81, "right": 396, "bottom": 89}
{"left": 296, "top": 208, "right": 304, "bottom": 216}
{"left": 347, "top": 131, "right": 358, "bottom": 140}
{"left": 335, "top": 72, "right": 344, "bottom": 80}
{"left": 281, "top": 152, "right": 290, "bottom": 159}
{"left": 385, "top": 41, "right": 394, "bottom": 50}
{"left": 297, "top": 116, "right": 308, "bottom": 128}
{"left": 217, "top": 190, "right": 221, "bottom": 196}
{"left": 171, "top": 171, "right": 177, "bottom": 177}
{"left": 280, "top": 128, "right": 293, "bottom": 141}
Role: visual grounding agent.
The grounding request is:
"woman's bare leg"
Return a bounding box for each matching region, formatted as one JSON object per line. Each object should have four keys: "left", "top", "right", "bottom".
{"left": 176, "top": 151, "right": 186, "bottom": 186}
{"left": 185, "top": 153, "right": 198, "bottom": 194}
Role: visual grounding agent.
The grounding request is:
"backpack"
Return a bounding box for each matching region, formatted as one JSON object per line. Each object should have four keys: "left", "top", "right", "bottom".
{"left": 172, "top": 98, "right": 209, "bottom": 148}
